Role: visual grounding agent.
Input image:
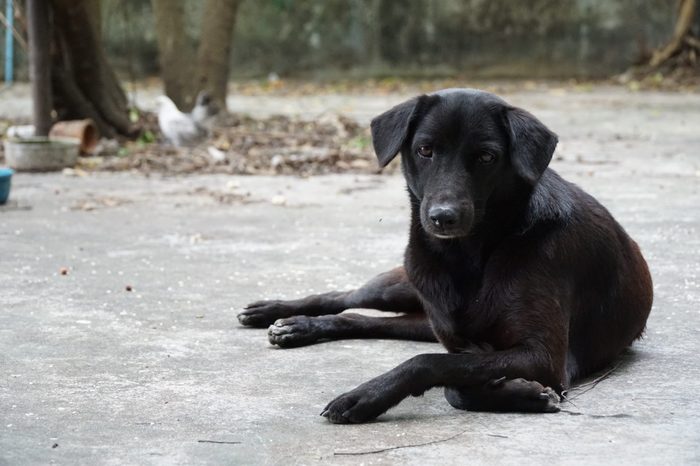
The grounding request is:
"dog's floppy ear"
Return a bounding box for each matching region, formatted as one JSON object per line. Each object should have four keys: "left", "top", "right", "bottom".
{"left": 370, "top": 95, "right": 429, "bottom": 168}
{"left": 505, "top": 107, "right": 558, "bottom": 185}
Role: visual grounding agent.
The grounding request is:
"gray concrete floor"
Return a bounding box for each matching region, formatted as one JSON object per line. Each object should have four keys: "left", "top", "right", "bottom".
{"left": 1, "top": 88, "right": 700, "bottom": 465}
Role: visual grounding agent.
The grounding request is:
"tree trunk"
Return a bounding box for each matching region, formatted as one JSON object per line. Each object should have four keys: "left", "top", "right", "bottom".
{"left": 26, "top": 0, "right": 52, "bottom": 136}
{"left": 50, "top": 0, "right": 133, "bottom": 138}
{"left": 195, "top": 0, "right": 240, "bottom": 111}
{"left": 151, "top": 0, "right": 195, "bottom": 110}
{"left": 366, "top": 0, "right": 384, "bottom": 68}
{"left": 649, "top": 0, "right": 698, "bottom": 68}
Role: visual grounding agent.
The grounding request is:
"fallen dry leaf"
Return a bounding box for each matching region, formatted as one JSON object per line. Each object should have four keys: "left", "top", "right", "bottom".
{"left": 86, "top": 113, "right": 396, "bottom": 177}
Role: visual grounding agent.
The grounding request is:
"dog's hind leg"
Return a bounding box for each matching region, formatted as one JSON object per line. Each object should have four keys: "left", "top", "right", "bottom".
{"left": 238, "top": 267, "right": 422, "bottom": 328}
{"left": 444, "top": 378, "right": 560, "bottom": 413}
{"left": 267, "top": 313, "right": 436, "bottom": 348}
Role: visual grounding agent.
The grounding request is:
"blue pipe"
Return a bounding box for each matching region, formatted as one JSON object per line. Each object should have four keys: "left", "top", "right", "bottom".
{"left": 4, "top": 0, "right": 13, "bottom": 84}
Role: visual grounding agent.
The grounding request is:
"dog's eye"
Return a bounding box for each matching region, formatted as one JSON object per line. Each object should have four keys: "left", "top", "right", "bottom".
{"left": 417, "top": 146, "right": 433, "bottom": 159}
{"left": 478, "top": 153, "right": 496, "bottom": 164}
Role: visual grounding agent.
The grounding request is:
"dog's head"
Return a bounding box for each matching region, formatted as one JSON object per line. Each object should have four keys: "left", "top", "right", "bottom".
{"left": 371, "top": 88, "right": 558, "bottom": 239}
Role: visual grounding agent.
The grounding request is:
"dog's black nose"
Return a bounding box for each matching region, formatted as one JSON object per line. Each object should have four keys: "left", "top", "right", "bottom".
{"left": 429, "top": 206, "right": 458, "bottom": 228}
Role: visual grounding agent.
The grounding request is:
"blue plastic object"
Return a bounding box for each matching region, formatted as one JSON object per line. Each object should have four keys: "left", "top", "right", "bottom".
{"left": 0, "top": 167, "right": 13, "bottom": 204}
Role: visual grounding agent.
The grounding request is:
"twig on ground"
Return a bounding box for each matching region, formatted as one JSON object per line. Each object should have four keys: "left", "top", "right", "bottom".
{"left": 197, "top": 440, "right": 241, "bottom": 445}
{"left": 560, "top": 409, "right": 632, "bottom": 419}
{"left": 564, "top": 363, "right": 621, "bottom": 402}
{"left": 334, "top": 429, "right": 471, "bottom": 456}
{"left": 559, "top": 389, "right": 579, "bottom": 408}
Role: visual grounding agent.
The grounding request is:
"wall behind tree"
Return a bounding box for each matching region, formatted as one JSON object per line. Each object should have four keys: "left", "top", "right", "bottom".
{"left": 225, "top": 0, "right": 676, "bottom": 79}
{"left": 1, "top": 0, "right": 678, "bottom": 82}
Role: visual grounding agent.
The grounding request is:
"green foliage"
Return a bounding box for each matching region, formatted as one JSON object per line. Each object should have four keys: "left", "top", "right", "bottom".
{"left": 138, "top": 130, "right": 156, "bottom": 145}
{"left": 346, "top": 135, "right": 371, "bottom": 151}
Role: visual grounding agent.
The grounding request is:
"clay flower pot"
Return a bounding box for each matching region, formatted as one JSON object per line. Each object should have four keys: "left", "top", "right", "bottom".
{"left": 49, "top": 119, "right": 99, "bottom": 154}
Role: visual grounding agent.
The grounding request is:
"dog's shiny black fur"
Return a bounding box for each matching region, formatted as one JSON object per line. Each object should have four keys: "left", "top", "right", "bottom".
{"left": 238, "top": 89, "right": 653, "bottom": 424}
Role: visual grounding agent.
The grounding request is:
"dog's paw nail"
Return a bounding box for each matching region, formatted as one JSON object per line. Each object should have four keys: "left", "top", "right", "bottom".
{"left": 320, "top": 409, "right": 328, "bottom": 417}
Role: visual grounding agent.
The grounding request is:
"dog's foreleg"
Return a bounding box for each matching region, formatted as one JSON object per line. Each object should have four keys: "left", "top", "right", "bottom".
{"left": 267, "top": 313, "right": 437, "bottom": 347}
{"left": 239, "top": 267, "right": 422, "bottom": 327}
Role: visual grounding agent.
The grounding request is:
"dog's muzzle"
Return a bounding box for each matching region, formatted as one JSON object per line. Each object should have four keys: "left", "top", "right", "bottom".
{"left": 424, "top": 203, "right": 473, "bottom": 238}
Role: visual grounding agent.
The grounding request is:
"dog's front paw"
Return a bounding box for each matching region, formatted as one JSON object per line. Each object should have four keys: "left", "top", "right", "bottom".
{"left": 321, "top": 384, "right": 395, "bottom": 424}
{"left": 268, "top": 316, "right": 320, "bottom": 348}
{"left": 321, "top": 389, "right": 378, "bottom": 424}
{"left": 238, "top": 300, "right": 297, "bottom": 328}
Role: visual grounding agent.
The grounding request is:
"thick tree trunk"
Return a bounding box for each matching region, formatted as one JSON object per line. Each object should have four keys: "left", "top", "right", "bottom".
{"left": 50, "top": 0, "right": 132, "bottom": 138}
{"left": 152, "top": 1, "right": 240, "bottom": 112}
{"left": 152, "top": 0, "right": 195, "bottom": 110}
{"left": 195, "top": 0, "right": 240, "bottom": 111}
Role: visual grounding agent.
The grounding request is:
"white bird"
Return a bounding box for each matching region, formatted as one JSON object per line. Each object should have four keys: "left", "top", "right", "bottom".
{"left": 156, "top": 95, "right": 207, "bottom": 147}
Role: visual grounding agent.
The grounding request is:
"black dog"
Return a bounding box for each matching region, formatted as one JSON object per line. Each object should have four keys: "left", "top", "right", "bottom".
{"left": 238, "top": 89, "right": 653, "bottom": 423}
